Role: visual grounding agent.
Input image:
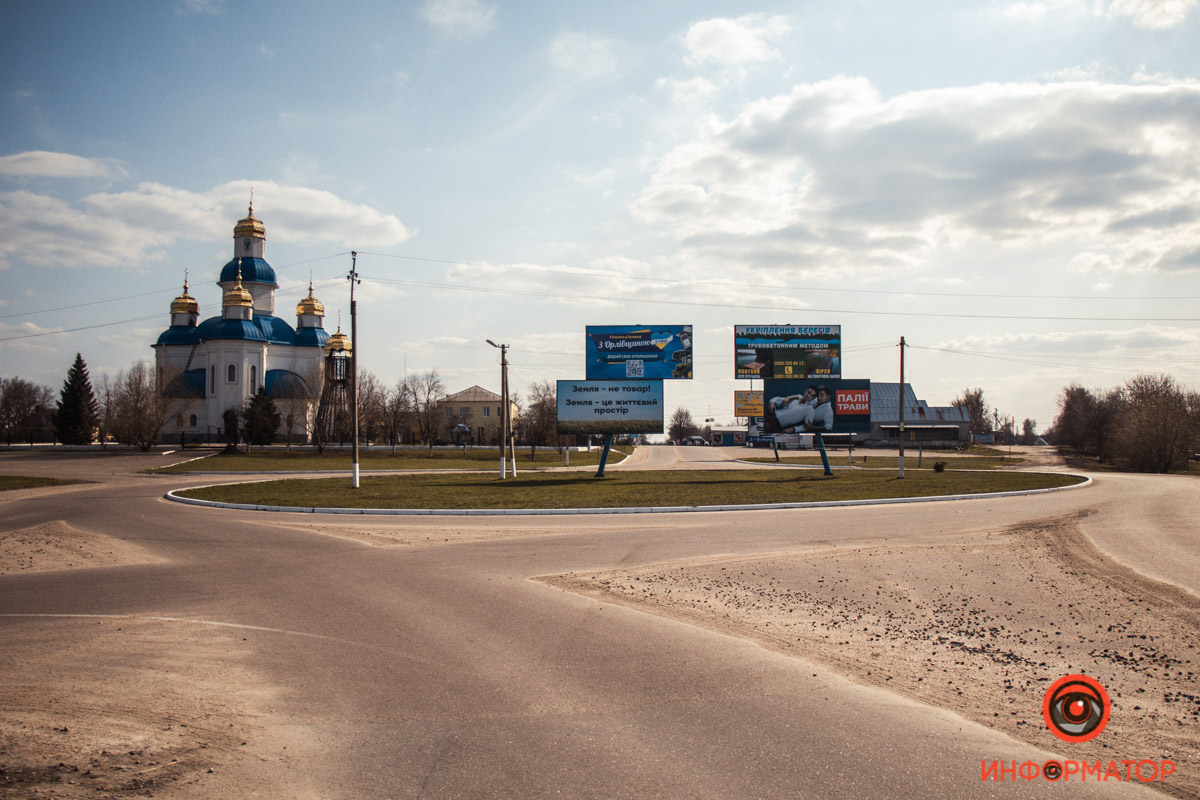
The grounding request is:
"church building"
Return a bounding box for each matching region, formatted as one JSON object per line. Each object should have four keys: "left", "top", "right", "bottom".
{"left": 153, "top": 203, "right": 336, "bottom": 442}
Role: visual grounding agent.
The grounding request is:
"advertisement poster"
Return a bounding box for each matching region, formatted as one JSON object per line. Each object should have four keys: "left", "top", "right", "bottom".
{"left": 557, "top": 380, "right": 665, "bottom": 434}
{"left": 759, "top": 379, "right": 871, "bottom": 434}
{"left": 735, "top": 325, "right": 841, "bottom": 379}
{"left": 586, "top": 325, "right": 692, "bottom": 380}
{"left": 734, "top": 390, "right": 764, "bottom": 417}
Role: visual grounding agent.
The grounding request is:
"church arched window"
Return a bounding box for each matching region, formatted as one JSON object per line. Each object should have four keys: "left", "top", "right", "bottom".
{"left": 227, "top": 364, "right": 236, "bottom": 383}
{"left": 250, "top": 365, "right": 257, "bottom": 389}
{"left": 210, "top": 365, "right": 215, "bottom": 394}
{"left": 189, "top": 414, "right": 198, "bottom": 427}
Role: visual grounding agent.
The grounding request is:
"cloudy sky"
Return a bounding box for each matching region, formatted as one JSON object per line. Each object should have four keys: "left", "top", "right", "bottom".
{"left": 3, "top": 0, "right": 1199, "bottom": 434}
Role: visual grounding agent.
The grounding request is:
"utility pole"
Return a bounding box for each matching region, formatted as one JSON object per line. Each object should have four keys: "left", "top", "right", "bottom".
{"left": 898, "top": 336, "right": 906, "bottom": 478}
{"left": 487, "top": 340, "right": 513, "bottom": 478}
{"left": 349, "top": 252, "right": 361, "bottom": 489}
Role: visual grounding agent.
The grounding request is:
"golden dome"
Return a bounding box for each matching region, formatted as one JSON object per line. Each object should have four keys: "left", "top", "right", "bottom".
{"left": 296, "top": 281, "right": 325, "bottom": 317}
{"left": 170, "top": 273, "right": 199, "bottom": 315}
{"left": 325, "top": 325, "right": 352, "bottom": 354}
{"left": 223, "top": 267, "right": 254, "bottom": 308}
{"left": 233, "top": 202, "right": 266, "bottom": 240}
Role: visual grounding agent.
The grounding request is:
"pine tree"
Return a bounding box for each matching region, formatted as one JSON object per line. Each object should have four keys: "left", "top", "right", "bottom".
{"left": 242, "top": 387, "right": 281, "bottom": 448}
{"left": 53, "top": 353, "right": 100, "bottom": 445}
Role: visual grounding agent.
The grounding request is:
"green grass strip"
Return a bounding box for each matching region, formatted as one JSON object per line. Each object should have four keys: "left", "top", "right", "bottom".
{"left": 742, "top": 455, "right": 1025, "bottom": 469}
{"left": 177, "top": 469, "right": 1083, "bottom": 510}
{"left": 155, "top": 447, "right": 625, "bottom": 473}
{"left": 0, "top": 475, "right": 80, "bottom": 491}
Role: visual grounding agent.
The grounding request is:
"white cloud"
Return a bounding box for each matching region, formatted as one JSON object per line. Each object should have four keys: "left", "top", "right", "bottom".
{"left": 683, "top": 14, "right": 790, "bottom": 68}
{"left": 630, "top": 78, "right": 1200, "bottom": 276}
{"left": 1002, "top": 0, "right": 1196, "bottom": 28}
{"left": 0, "top": 178, "right": 414, "bottom": 270}
{"left": 420, "top": 0, "right": 496, "bottom": 37}
{"left": 1106, "top": 0, "right": 1197, "bottom": 28}
{"left": 0, "top": 151, "right": 127, "bottom": 179}
{"left": 1003, "top": 2, "right": 1050, "bottom": 22}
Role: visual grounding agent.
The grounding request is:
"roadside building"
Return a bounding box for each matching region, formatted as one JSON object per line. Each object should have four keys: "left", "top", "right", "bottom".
{"left": 440, "top": 386, "right": 520, "bottom": 446}
{"left": 870, "top": 382, "right": 970, "bottom": 448}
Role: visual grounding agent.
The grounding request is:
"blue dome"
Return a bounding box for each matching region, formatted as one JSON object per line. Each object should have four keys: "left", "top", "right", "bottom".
{"left": 296, "top": 327, "right": 330, "bottom": 349}
{"left": 155, "top": 326, "right": 201, "bottom": 347}
{"left": 156, "top": 314, "right": 325, "bottom": 348}
{"left": 265, "top": 369, "right": 313, "bottom": 399}
{"left": 195, "top": 317, "right": 268, "bottom": 342}
{"left": 219, "top": 257, "right": 277, "bottom": 286}
{"left": 253, "top": 315, "right": 298, "bottom": 345}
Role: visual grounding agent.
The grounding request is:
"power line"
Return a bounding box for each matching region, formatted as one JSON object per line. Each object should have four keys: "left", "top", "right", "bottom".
{"left": 356, "top": 250, "right": 1199, "bottom": 302}
{"left": 363, "top": 276, "right": 1199, "bottom": 323}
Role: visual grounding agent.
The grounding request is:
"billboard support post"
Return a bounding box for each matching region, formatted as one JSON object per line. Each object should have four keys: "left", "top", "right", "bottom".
{"left": 815, "top": 433, "right": 832, "bottom": 476}
{"left": 596, "top": 434, "right": 613, "bottom": 477}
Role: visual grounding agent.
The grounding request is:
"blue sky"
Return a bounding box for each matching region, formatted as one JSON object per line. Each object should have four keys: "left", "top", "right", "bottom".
{"left": 3, "top": 0, "right": 1199, "bottom": 432}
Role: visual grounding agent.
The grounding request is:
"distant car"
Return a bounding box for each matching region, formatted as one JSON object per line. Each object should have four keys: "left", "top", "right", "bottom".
{"left": 684, "top": 435, "right": 709, "bottom": 446}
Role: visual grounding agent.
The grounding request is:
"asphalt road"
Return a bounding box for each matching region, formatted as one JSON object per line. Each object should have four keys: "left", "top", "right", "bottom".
{"left": 1, "top": 448, "right": 1194, "bottom": 799}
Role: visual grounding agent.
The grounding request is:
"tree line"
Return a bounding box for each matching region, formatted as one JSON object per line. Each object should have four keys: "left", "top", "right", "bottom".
{"left": 1, "top": 354, "right": 567, "bottom": 454}
{"left": 1047, "top": 374, "right": 1199, "bottom": 473}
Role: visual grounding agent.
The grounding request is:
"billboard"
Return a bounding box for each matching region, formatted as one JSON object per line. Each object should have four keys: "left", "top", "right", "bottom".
{"left": 735, "top": 325, "right": 841, "bottom": 379}
{"left": 759, "top": 379, "right": 871, "bottom": 434}
{"left": 734, "top": 390, "right": 764, "bottom": 417}
{"left": 586, "top": 325, "right": 692, "bottom": 380}
{"left": 557, "top": 380, "right": 665, "bottom": 435}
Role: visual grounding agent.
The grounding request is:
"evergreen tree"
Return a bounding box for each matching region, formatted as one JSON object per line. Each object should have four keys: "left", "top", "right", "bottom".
{"left": 53, "top": 353, "right": 100, "bottom": 445}
{"left": 243, "top": 387, "right": 281, "bottom": 448}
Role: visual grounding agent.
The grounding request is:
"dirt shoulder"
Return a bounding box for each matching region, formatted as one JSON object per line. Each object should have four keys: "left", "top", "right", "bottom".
{"left": 541, "top": 514, "right": 1200, "bottom": 799}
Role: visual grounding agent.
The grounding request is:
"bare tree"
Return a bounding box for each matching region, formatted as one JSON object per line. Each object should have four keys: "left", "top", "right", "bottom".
{"left": 1021, "top": 418, "right": 1037, "bottom": 445}
{"left": 1111, "top": 374, "right": 1197, "bottom": 473}
{"left": 0, "top": 377, "right": 54, "bottom": 445}
{"left": 668, "top": 407, "right": 699, "bottom": 442}
{"left": 383, "top": 378, "right": 415, "bottom": 454}
{"left": 108, "top": 361, "right": 178, "bottom": 451}
{"left": 951, "top": 388, "right": 990, "bottom": 435}
{"left": 357, "top": 370, "right": 387, "bottom": 445}
{"left": 1050, "top": 383, "right": 1121, "bottom": 462}
{"left": 401, "top": 369, "right": 446, "bottom": 456}
{"left": 523, "top": 380, "right": 559, "bottom": 458}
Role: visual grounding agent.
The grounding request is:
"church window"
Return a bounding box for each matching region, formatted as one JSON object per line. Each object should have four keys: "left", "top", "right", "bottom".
{"left": 210, "top": 365, "right": 215, "bottom": 395}
{"left": 250, "top": 365, "right": 257, "bottom": 389}
{"left": 227, "top": 364, "right": 236, "bottom": 383}
{"left": 190, "top": 414, "right": 198, "bottom": 427}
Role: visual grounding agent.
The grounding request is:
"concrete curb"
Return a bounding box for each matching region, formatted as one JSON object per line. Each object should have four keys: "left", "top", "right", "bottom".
{"left": 164, "top": 474, "right": 1092, "bottom": 516}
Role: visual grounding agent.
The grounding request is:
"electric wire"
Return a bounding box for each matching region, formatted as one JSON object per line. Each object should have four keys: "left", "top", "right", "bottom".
{"left": 362, "top": 276, "right": 1198, "bottom": 323}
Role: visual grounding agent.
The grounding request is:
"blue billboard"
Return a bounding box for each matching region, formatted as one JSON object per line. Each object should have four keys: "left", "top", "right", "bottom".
{"left": 586, "top": 325, "right": 692, "bottom": 380}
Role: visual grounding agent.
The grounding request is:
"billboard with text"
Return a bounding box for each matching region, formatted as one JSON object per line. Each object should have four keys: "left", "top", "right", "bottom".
{"left": 735, "top": 325, "right": 841, "bottom": 379}
{"left": 586, "top": 325, "right": 692, "bottom": 380}
{"left": 734, "top": 390, "right": 764, "bottom": 417}
{"left": 557, "top": 380, "right": 665, "bottom": 434}
{"left": 760, "top": 379, "right": 871, "bottom": 434}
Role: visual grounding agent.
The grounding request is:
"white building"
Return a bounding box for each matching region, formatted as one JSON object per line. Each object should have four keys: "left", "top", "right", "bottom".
{"left": 153, "top": 204, "right": 332, "bottom": 442}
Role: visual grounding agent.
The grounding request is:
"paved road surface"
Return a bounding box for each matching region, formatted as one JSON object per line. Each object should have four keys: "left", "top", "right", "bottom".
{"left": 1, "top": 448, "right": 1193, "bottom": 799}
